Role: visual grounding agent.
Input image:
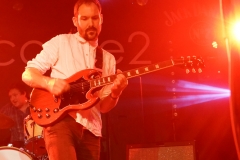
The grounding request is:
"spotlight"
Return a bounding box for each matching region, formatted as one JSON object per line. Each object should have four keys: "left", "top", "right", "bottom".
{"left": 136, "top": 0, "right": 148, "bottom": 6}
{"left": 130, "top": 0, "right": 148, "bottom": 6}
{"left": 228, "top": 20, "right": 240, "bottom": 42}
{"left": 231, "top": 21, "right": 240, "bottom": 42}
{"left": 12, "top": 2, "right": 24, "bottom": 11}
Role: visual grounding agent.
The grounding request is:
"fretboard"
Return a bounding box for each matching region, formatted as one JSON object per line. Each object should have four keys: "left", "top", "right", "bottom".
{"left": 90, "top": 59, "right": 184, "bottom": 88}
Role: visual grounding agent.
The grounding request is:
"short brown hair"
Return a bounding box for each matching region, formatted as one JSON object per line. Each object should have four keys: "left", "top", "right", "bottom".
{"left": 73, "top": 0, "right": 102, "bottom": 16}
{"left": 8, "top": 82, "right": 30, "bottom": 99}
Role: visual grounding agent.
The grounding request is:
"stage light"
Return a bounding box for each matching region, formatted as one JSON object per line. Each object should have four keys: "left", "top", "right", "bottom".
{"left": 168, "top": 80, "right": 230, "bottom": 108}
{"left": 130, "top": 0, "right": 148, "bottom": 6}
{"left": 12, "top": 2, "right": 24, "bottom": 11}
{"left": 231, "top": 21, "right": 240, "bottom": 42}
{"left": 137, "top": 0, "right": 148, "bottom": 6}
{"left": 127, "top": 76, "right": 229, "bottom": 109}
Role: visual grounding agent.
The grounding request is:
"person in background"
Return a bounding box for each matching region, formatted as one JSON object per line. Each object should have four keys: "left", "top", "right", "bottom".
{"left": 0, "top": 82, "right": 30, "bottom": 148}
{"left": 22, "top": 0, "right": 128, "bottom": 160}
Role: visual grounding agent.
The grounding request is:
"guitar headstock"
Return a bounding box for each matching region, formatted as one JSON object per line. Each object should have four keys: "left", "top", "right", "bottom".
{"left": 174, "top": 56, "right": 205, "bottom": 74}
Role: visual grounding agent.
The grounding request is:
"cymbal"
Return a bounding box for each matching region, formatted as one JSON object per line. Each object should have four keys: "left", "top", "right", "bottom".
{"left": 0, "top": 113, "right": 15, "bottom": 129}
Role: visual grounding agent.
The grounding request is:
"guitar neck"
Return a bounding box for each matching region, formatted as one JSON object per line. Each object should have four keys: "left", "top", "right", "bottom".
{"left": 90, "top": 59, "right": 183, "bottom": 88}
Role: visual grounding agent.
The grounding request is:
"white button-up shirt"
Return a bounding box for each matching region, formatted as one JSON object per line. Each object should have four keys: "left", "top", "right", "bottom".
{"left": 26, "top": 33, "right": 116, "bottom": 136}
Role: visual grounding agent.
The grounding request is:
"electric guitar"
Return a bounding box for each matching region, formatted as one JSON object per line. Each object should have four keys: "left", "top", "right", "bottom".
{"left": 30, "top": 56, "right": 204, "bottom": 126}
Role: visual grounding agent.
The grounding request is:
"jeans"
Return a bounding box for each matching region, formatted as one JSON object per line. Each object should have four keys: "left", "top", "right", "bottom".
{"left": 43, "top": 115, "right": 100, "bottom": 160}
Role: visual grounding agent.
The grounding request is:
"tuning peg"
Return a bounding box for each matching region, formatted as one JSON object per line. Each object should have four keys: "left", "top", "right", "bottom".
{"left": 192, "top": 68, "right": 196, "bottom": 73}
{"left": 198, "top": 68, "right": 202, "bottom": 73}
{"left": 186, "top": 69, "right": 190, "bottom": 74}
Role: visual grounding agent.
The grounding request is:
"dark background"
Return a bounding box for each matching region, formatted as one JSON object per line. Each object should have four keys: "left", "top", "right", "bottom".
{"left": 0, "top": 0, "right": 238, "bottom": 159}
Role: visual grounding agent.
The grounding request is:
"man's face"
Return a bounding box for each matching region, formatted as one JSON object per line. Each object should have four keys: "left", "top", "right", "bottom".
{"left": 9, "top": 88, "right": 26, "bottom": 109}
{"left": 72, "top": 3, "right": 102, "bottom": 41}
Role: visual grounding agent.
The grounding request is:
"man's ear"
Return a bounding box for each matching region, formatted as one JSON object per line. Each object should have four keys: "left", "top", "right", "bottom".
{"left": 100, "top": 14, "right": 103, "bottom": 24}
{"left": 23, "top": 91, "right": 27, "bottom": 98}
{"left": 72, "top": 17, "right": 77, "bottom": 27}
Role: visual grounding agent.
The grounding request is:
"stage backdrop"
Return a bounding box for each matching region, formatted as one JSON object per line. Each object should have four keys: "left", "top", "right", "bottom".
{"left": 0, "top": 0, "right": 237, "bottom": 160}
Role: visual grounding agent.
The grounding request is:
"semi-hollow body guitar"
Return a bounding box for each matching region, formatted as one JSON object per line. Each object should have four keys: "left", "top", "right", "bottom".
{"left": 30, "top": 56, "right": 204, "bottom": 126}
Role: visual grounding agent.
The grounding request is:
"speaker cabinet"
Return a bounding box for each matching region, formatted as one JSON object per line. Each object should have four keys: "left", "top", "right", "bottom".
{"left": 127, "top": 141, "right": 196, "bottom": 160}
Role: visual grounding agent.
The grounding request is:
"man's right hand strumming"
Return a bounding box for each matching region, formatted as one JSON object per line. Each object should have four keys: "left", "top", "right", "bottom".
{"left": 22, "top": 68, "right": 70, "bottom": 96}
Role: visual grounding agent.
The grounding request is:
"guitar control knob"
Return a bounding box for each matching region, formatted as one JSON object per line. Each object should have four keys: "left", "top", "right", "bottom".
{"left": 53, "top": 108, "right": 59, "bottom": 113}
{"left": 37, "top": 108, "right": 42, "bottom": 112}
{"left": 32, "top": 107, "right": 37, "bottom": 112}
{"left": 46, "top": 114, "right": 50, "bottom": 118}
{"left": 37, "top": 114, "right": 42, "bottom": 118}
{"left": 45, "top": 108, "right": 50, "bottom": 112}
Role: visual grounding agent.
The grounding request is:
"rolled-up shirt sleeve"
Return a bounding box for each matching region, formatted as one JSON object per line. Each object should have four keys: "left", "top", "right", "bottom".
{"left": 26, "top": 35, "right": 60, "bottom": 74}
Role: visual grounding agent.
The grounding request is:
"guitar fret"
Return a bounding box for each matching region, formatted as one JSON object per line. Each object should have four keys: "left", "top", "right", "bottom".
{"left": 97, "top": 79, "right": 101, "bottom": 85}
{"left": 145, "top": 67, "right": 149, "bottom": 71}
{"left": 127, "top": 72, "right": 131, "bottom": 77}
{"left": 155, "top": 64, "right": 159, "bottom": 69}
{"left": 91, "top": 76, "right": 116, "bottom": 88}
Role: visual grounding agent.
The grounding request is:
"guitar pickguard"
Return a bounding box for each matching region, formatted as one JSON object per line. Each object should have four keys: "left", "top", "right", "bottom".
{"left": 60, "top": 77, "right": 89, "bottom": 109}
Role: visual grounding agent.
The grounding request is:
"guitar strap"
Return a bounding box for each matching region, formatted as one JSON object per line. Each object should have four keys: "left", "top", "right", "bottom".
{"left": 68, "top": 46, "right": 103, "bottom": 120}
{"left": 95, "top": 46, "right": 103, "bottom": 70}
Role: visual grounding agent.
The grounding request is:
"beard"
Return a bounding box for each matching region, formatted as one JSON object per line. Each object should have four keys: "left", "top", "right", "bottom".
{"left": 83, "top": 27, "right": 98, "bottom": 41}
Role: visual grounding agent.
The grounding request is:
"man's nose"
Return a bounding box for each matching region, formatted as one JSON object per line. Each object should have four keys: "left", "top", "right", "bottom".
{"left": 89, "top": 19, "right": 94, "bottom": 26}
{"left": 10, "top": 97, "right": 15, "bottom": 102}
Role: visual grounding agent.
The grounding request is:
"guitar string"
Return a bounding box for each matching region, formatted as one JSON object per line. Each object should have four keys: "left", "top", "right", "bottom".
{"left": 67, "top": 58, "right": 204, "bottom": 92}
{"left": 68, "top": 75, "right": 116, "bottom": 93}
{"left": 68, "top": 63, "right": 164, "bottom": 93}
{"left": 68, "top": 61, "right": 166, "bottom": 92}
{"left": 68, "top": 68, "right": 141, "bottom": 93}
{"left": 70, "top": 82, "right": 90, "bottom": 93}
{"left": 67, "top": 59, "right": 193, "bottom": 92}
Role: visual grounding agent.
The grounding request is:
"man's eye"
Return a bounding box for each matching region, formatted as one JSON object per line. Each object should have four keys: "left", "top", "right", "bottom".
{"left": 81, "top": 17, "right": 88, "bottom": 20}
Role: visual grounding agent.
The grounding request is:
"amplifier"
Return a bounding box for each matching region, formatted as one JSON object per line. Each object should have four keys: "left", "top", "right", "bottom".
{"left": 126, "top": 141, "right": 196, "bottom": 160}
